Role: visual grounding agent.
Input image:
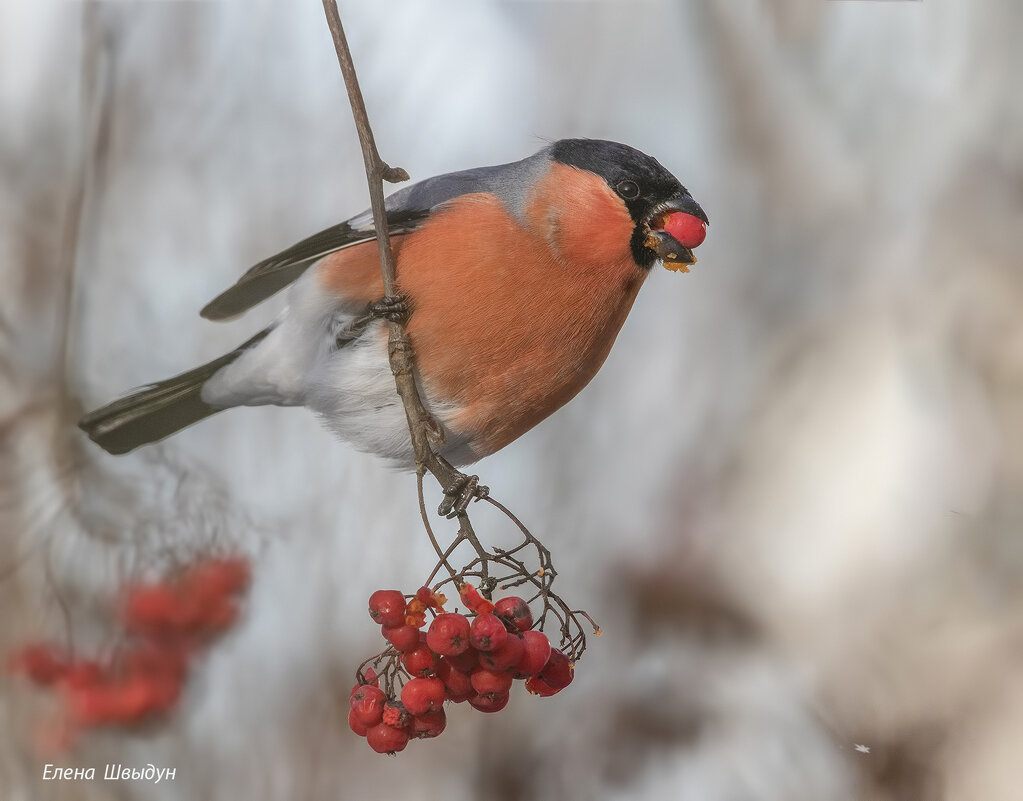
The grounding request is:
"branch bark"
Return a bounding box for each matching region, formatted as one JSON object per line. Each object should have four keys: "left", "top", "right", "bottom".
{"left": 320, "top": 0, "right": 461, "bottom": 490}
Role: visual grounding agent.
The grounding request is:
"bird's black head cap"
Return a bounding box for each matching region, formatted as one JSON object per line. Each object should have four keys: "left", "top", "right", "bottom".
{"left": 550, "top": 139, "right": 705, "bottom": 267}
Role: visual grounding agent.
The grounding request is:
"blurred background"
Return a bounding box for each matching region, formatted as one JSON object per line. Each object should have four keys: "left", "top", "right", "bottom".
{"left": 2, "top": 1, "right": 1022, "bottom": 799}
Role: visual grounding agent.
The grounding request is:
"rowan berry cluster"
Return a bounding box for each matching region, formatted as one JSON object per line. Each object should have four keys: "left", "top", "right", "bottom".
{"left": 7, "top": 556, "right": 250, "bottom": 744}
{"left": 349, "top": 584, "right": 574, "bottom": 753}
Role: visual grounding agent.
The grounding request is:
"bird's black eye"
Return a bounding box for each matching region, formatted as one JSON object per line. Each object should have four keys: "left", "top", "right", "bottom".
{"left": 616, "top": 180, "right": 640, "bottom": 200}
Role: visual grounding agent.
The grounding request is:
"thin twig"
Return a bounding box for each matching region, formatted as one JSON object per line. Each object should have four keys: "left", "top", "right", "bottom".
{"left": 319, "top": 0, "right": 454, "bottom": 483}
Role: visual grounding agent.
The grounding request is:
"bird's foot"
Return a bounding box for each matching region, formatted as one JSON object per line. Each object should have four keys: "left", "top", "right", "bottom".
{"left": 369, "top": 294, "right": 412, "bottom": 325}
{"left": 438, "top": 472, "right": 490, "bottom": 518}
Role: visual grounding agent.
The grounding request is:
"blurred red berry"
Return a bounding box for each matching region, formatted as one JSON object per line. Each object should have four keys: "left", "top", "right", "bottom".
{"left": 59, "top": 660, "right": 105, "bottom": 691}
{"left": 68, "top": 673, "right": 162, "bottom": 727}
{"left": 411, "top": 708, "right": 447, "bottom": 739}
{"left": 479, "top": 631, "right": 523, "bottom": 673}
{"left": 196, "top": 597, "right": 240, "bottom": 633}
{"left": 382, "top": 624, "right": 421, "bottom": 653}
{"left": 119, "top": 645, "right": 186, "bottom": 712}
{"left": 141, "top": 674, "right": 182, "bottom": 712}
{"left": 366, "top": 722, "right": 410, "bottom": 754}
{"left": 470, "top": 668, "right": 513, "bottom": 696}
{"left": 121, "top": 642, "right": 189, "bottom": 683}
{"left": 513, "top": 630, "right": 552, "bottom": 679}
{"left": 494, "top": 596, "right": 533, "bottom": 632}
{"left": 351, "top": 684, "right": 387, "bottom": 726}
{"left": 8, "top": 644, "right": 67, "bottom": 686}
{"left": 110, "top": 676, "right": 161, "bottom": 722}
{"left": 469, "top": 613, "right": 507, "bottom": 652}
{"left": 181, "top": 557, "right": 250, "bottom": 602}
{"left": 368, "top": 590, "right": 407, "bottom": 628}
{"left": 122, "top": 584, "right": 189, "bottom": 635}
{"left": 426, "top": 613, "right": 471, "bottom": 656}
{"left": 67, "top": 684, "right": 115, "bottom": 726}
{"left": 400, "top": 677, "right": 445, "bottom": 715}
{"left": 348, "top": 708, "right": 369, "bottom": 736}
{"left": 468, "top": 691, "right": 509, "bottom": 713}
{"left": 178, "top": 593, "right": 237, "bottom": 638}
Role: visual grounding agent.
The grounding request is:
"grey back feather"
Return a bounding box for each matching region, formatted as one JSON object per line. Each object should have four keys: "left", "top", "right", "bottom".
{"left": 199, "top": 146, "right": 553, "bottom": 322}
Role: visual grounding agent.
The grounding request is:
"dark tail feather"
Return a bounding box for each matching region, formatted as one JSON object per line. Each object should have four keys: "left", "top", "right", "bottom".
{"left": 78, "top": 329, "right": 270, "bottom": 455}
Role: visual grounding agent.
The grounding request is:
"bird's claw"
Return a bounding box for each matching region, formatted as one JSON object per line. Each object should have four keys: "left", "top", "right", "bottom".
{"left": 438, "top": 474, "right": 489, "bottom": 518}
{"left": 369, "top": 294, "right": 411, "bottom": 325}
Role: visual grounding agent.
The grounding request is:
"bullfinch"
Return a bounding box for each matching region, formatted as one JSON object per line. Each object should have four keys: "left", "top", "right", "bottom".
{"left": 79, "top": 139, "right": 709, "bottom": 466}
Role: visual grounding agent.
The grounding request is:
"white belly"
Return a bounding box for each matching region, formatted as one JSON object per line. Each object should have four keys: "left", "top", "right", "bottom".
{"left": 305, "top": 321, "right": 421, "bottom": 464}
{"left": 201, "top": 271, "right": 474, "bottom": 466}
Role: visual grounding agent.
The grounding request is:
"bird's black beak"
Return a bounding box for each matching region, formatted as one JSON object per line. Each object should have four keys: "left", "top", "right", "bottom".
{"left": 644, "top": 192, "right": 709, "bottom": 270}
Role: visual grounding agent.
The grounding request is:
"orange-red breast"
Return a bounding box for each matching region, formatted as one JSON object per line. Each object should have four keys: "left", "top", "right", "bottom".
{"left": 79, "top": 139, "right": 709, "bottom": 464}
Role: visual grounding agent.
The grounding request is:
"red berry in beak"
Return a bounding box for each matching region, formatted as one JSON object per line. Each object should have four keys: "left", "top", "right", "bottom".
{"left": 663, "top": 211, "right": 707, "bottom": 250}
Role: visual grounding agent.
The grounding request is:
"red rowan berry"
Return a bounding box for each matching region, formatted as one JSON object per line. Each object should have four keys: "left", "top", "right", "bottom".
{"left": 400, "top": 677, "right": 445, "bottom": 716}
{"left": 368, "top": 590, "right": 407, "bottom": 628}
{"left": 538, "top": 648, "right": 573, "bottom": 690}
{"left": 411, "top": 708, "right": 446, "bottom": 739}
{"left": 348, "top": 708, "right": 369, "bottom": 736}
{"left": 478, "top": 631, "right": 523, "bottom": 673}
{"left": 438, "top": 661, "right": 473, "bottom": 700}
{"left": 446, "top": 646, "right": 479, "bottom": 673}
{"left": 448, "top": 689, "right": 475, "bottom": 703}
{"left": 382, "top": 624, "right": 421, "bottom": 653}
{"left": 469, "top": 613, "right": 507, "bottom": 652}
{"left": 426, "top": 613, "right": 471, "bottom": 656}
{"left": 494, "top": 596, "right": 533, "bottom": 632}
{"left": 468, "top": 691, "right": 509, "bottom": 713}
{"left": 351, "top": 684, "right": 387, "bottom": 726}
{"left": 663, "top": 211, "right": 708, "bottom": 249}
{"left": 366, "top": 722, "right": 410, "bottom": 754}
{"left": 524, "top": 675, "right": 559, "bottom": 697}
{"left": 402, "top": 636, "right": 439, "bottom": 677}
{"left": 513, "top": 630, "right": 552, "bottom": 679}
{"left": 470, "top": 668, "right": 513, "bottom": 696}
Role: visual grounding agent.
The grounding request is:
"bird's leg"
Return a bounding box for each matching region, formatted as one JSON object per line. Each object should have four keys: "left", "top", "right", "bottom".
{"left": 368, "top": 293, "right": 412, "bottom": 325}
{"left": 333, "top": 295, "right": 411, "bottom": 350}
{"left": 434, "top": 455, "right": 489, "bottom": 519}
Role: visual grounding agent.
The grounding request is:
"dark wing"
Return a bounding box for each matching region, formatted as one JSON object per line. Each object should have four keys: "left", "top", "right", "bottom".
{"left": 199, "top": 149, "right": 550, "bottom": 322}
{"left": 199, "top": 208, "right": 426, "bottom": 321}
